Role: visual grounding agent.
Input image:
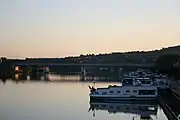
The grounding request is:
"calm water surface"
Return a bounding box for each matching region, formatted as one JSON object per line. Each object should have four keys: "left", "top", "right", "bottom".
{"left": 0, "top": 79, "right": 168, "bottom": 120}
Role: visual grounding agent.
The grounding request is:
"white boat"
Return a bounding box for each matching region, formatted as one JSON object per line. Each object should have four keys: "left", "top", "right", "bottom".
{"left": 125, "top": 70, "right": 170, "bottom": 90}
{"left": 89, "top": 78, "right": 158, "bottom": 102}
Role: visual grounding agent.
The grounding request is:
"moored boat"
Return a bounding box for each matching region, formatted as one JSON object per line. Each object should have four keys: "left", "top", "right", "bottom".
{"left": 89, "top": 77, "right": 158, "bottom": 102}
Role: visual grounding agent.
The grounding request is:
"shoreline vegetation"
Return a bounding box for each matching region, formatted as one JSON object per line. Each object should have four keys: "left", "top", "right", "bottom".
{"left": 0, "top": 45, "right": 180, "bottom": 80}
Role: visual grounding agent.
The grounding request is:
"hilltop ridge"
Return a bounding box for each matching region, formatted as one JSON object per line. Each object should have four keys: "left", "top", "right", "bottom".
{"left": 20, "top": 45, "right": 180, "bottom": 65}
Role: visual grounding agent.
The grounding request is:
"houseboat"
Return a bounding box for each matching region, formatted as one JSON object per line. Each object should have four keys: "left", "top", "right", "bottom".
{"left": 89, "top": 77, "right": 158, "bottom": 102}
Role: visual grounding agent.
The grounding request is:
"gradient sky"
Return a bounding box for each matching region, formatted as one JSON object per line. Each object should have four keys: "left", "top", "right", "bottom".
{"left": 0, "top": 0, "right": 180, "bottom": 58}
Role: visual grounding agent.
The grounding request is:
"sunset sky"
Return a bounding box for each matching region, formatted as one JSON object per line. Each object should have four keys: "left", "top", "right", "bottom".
{"left": 0, "top": 0, "right": 180, "bottom": 58}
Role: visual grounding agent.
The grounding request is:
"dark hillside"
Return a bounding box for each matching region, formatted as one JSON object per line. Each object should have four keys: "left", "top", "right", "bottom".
{"left": 5, "top": 45, "right": 180, "bottom": 65}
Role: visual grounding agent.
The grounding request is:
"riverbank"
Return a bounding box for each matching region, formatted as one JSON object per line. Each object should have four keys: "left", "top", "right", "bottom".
{"left": 159, "top": 88, "right": 180, "bottom": 120}
{"left": 170, "top": 80, "right": 180, "bottom": 97}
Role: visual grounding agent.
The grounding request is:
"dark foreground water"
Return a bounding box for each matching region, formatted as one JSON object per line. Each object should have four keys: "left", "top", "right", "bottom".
{"left": 0, "top": 79, "right": 168, "bottom": 120}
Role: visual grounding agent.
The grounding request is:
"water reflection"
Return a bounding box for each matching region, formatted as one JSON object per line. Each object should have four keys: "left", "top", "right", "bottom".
{"left": 0, "top": 78, "right": 7, "bottom": 84}
{"left": 13, "top": 73, "right": 29, "bottom": 81}
{"left": 15, "top": 73, "right": 19, "bottom": 80}
{"left": 12, "top": 73, "right": 122, "bottom": 82}
{"left": 0, "top": 79, "right": 168, "bottom": 120}
{"left": 89, "top": 101, "right": 158, "bottom": 120}
{"left": 12, "top": 73, "right": 46, "bottom": 81}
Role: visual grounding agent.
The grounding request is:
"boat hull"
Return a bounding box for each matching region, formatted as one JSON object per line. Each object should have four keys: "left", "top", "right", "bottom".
{"left": 90, "top": 96, "right": 157, "bottom": 102}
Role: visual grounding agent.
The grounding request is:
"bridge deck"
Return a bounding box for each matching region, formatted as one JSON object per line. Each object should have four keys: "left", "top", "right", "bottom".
{"left": 14, "top": 63, "right": 153, "bottom": 67}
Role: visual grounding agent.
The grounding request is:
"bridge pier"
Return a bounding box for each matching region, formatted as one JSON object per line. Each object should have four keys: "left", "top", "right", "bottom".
{"left": 80, "top": 66, "right": 86, "bottom": 81}
{"left": 0, "top": 58, "right": 8, "bottom": 80}
{"left": 118, "top": 68, "right": 123, "bottom": 81}
{"left": 43, "top": 65, "right": 50, "bottom": 81}
{"left": 27, "top": 66, "right": 42, "bottom": 80}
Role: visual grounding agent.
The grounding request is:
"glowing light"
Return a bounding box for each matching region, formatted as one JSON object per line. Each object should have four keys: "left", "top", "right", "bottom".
{"left": 15, "top": 66, "right": 19, "bottom": 71}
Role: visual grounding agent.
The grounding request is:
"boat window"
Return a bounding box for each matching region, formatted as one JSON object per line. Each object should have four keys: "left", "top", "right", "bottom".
{"left": 95, "top": 92, "right": 99, "bottom": 94}
{"left": 116, "top": 106, "right": 120, "bottom": 110}
{"left": 102, "top": 92, "right": 107, "bottom": 95}
{"left": 139, "top": 106, "right": 148, "bottom": 111}
{"left": 126, "top": 90, "right": 130, "bottom": 93}
{"left": 95, "top": 105, "right": 99, "bottom": 107}
{"left": 110, "top": 91, "right": 114, "bottom": 93}
{"left": 117, "top": 91, "right": 121, "bottom": 93}
{"left": 133, "top": 90, "right": 137, "bottom": 93}
{"left": 141, "top": 80, "right": 151, "bottom": 84}
{"left": 102, "top": 105, "right": 106, "bottom": 107}
{"left": 138, "top": 90, "right": 156, "bottom": 95}
{"left": 110, "top": 106, "right": 114, "bottom": 109}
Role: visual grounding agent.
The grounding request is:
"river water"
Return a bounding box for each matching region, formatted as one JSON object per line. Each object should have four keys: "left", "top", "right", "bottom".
{"left": 0, "top": 75, "right": 168, "bottom": 120}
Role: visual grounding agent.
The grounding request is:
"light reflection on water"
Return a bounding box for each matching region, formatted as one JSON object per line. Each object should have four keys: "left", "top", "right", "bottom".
{"left": 13, "top": 73, "right": 122, "bottom": 82}
{"left": 49, "top": 74, "right": 81, "bottom": 81}
{"left": 0, "top": 79, "right": 167, "bottom": 120}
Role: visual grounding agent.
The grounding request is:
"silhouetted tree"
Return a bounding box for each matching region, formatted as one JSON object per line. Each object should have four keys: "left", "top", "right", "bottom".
{"left": 153, "top": 54, "right": 180, "bottom": 79}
